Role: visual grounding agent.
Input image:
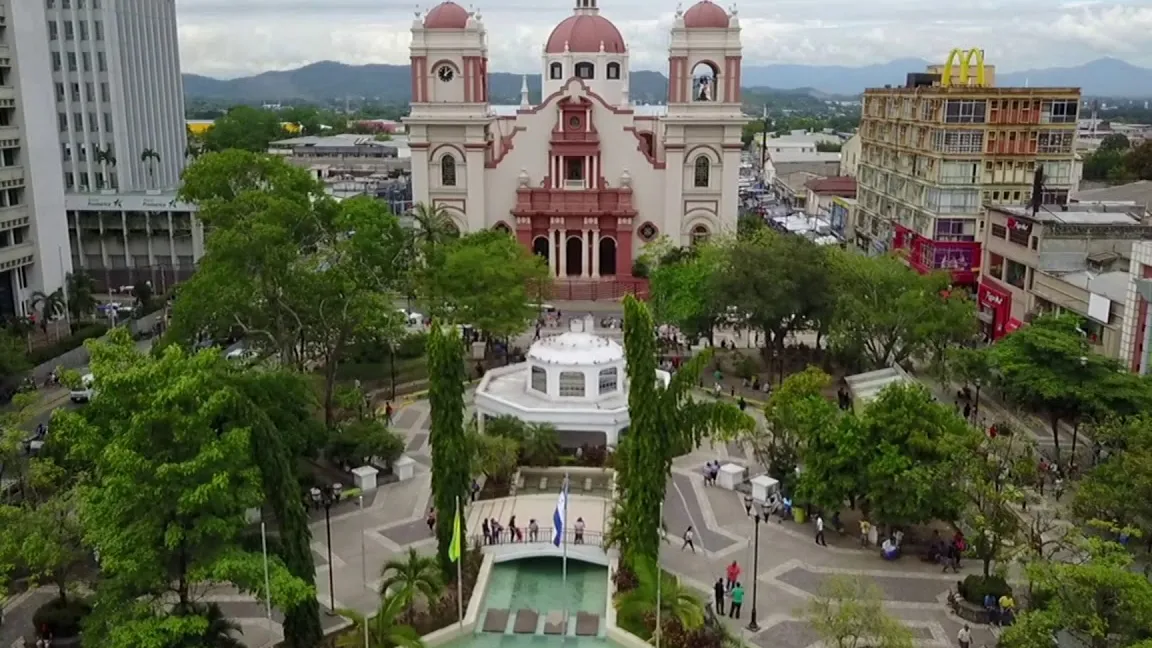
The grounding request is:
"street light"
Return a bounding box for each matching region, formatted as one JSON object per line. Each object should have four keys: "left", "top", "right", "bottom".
{"left": 311, "top": 483, "right": 343, "bottom": 613}
{"left": 743, "top": 498, "right": 764, "bottom": 632}
{"left": 972, "top": 375, "right": 982, "bottom": 421}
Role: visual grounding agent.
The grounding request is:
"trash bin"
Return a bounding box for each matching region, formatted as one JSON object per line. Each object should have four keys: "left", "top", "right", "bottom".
{"left": 793, "top": 507, "right": 806, "bottom": 524}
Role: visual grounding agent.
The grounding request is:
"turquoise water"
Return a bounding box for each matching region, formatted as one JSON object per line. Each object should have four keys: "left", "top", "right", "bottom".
{"left": 440, "top": 636, "right": 611, "bottom": 648}
{"left": 482, "top": 557, "right": 608, "bottom": 616}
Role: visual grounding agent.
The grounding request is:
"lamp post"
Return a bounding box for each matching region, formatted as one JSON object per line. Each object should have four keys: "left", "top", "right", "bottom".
{"left": 743, "top": 499, "right": 763, "bottom": 632}
{"left": 973, "top": 376, "right": 982, "bottom": 420}
{"left": 310, "top": 483, "right": 343, "bottom": 613}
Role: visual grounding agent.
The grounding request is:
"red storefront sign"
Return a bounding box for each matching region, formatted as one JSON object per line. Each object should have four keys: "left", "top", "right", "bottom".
{"left": 978, "top": 278, "right": 1013, "bottom": 340}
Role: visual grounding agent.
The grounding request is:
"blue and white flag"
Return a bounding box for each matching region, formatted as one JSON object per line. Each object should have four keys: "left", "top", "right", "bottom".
{"left": 552, "top": 478, "right": 569, "bottom": 547}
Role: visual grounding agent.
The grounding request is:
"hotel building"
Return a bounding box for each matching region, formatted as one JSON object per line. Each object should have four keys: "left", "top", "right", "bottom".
{"left": 0, "top": 0, "right": 72, "bottom": 317}
{"left": 44, "top": 0, "right": 201, "bottom": 291}
{"left": 855, "top": 50, "right": 1081, "bottom": 283}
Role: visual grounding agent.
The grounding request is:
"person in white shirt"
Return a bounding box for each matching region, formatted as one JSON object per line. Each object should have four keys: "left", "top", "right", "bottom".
{"left": 957, "top": 624, "right": 972, "bottom": 648}
{"left": 815, "top": 515, "right": 827, "bottom": 546}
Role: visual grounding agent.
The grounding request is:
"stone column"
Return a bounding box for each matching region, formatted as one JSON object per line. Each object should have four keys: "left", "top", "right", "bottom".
{"left": 558, "top": 229, "right": 568, "bottom": 277}
{"left": 548, "top": 229, "right": 558, "bottom": 276}
{"left": 580, "top": 229, "right": 590, "bottom": 278}
{"left": 592, "top": 230, "right": 601, "bottom": 278}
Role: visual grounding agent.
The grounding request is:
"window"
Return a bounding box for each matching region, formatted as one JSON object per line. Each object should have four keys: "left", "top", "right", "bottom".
{"left": 70, "top": 82, "right": 80, "bottom": 102}
{"left": 73, "top": 112, "right": 82, "bottom": 132}
{"left": 935, "top": 219, "right": 970, "bottom": 240}
{"left": 530, "top": 366, "right": 547, "bottom": 393}
{"left": 1037, "top": 131, "right": 1073, "bottom": 154}
{"left": 693, "top": 155, "right": 710, "bottom": 188}
{"left": 61, "top": 142, "right": 71, "bottom": 161}
{"left": 598, "top": 368, "right": 618, "bottom": 394}
{"left": 549, "top": 62, "right": 562, "bottom": 80}
{"left": 97, "top": 52, "right": 106, "bottom": 72}
{"left": 440, "top": 154, "right": 456, "bottom": 186}
{"left": 82, "top": 52, "right": 91, "bottom": 72}
{"left": 87, "top": 111, "right": 96, "bottom": 131}
{"left": 564, "top": 157, "right": 584, "bottom": 181}
{"left": 1039, "top": 160, "right": 1072, "bottom": 184}
{"left": 939, "top": 160, "right": 979, "bottom": 184}
{"left": 85, "top": 81, "right": 94, "bottom": 102}
{"left": 57, "top": 113, "right": 67, "bottom": 132}
{"left": 48, "top": 21, "right": 58, "bottom": 40}
{"left": 67, "top": 52, "right": 77, "bottom": 72}
{"left": 64, "top": 21, "right": 74, "bottom": 40}
{"left": 987, "top": 253, "right": 1004, "bottom": 279}
{"left": 47, "top": 0, "right": 56, "bottom": 8}
{"left": 606, "top": 62, "right": 620, "bottom": 80}
{"left": 100, "top": 82, "right": 109, "bottom": 102}
{"left": 1005, "top": 260, "right": 1028, "bottom": 289}
{"left": 990, "top": 223, "right": 1007, "bottom": 239}
{"left": 51, "top": 52, "right": 62, "bottom": 72}
{"left": 62, "top": 0, "right": 70, "bottom": 7}
{"left": 934, "top": 130, "right": 984, "bottom": 154}
{"left": 691, "top": 224, "right": 710, "bottom": 245}
{"left": 94, "top": 20, "right": 103, "bottom": 40}
{"left": 943, "top": 100, "right": 987, "bottom": 124}
{"left": 926, "top": 188, "right": 979, "bottom": 214}
{"left": 102, "top": 112, "right": 112, "bottom": 131}
{"left": 64, "top": 172, "right": 73, "bottom": 190}
{"left": 77, "top": 143, "right": 86, "bottom": 161}
{"left": 558, "top": 371, "right": 585, "bottom": 397}
{"left": 79, "top": 20, "right": 88, "bottom": 40}
{"left": 54, "top": 82, "right": 65, "bottom": 102}
{"left": 1040, "top": 188, "right": 1069, "bottom": 206}
{"left": 574, "top": 62, "right": 594, "bottom": 79}
{"left": 1007, "top": 220, "right": 1031, "bottom": 247}
{"left": 1041, "top": 100, "right": 1077, "bottom": 124}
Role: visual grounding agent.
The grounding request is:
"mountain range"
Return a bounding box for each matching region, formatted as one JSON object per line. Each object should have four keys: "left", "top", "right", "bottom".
{"left": 182, "top": 58, "right": 1152, "bottom": 104}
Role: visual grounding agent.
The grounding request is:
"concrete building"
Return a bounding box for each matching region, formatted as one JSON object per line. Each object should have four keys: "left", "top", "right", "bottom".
{"left": 1074, "top": 180, "right": 1152, "bottom": 215}
{"left": 830, "top": 195, "right": 858, "bottom": 246}
{"left": 804, "top": 176, "right": 856, "bottom": 219}
{"left": 763, "top": 150, "right": 840, "bottom": 185}
{"left": 0, "top": 0, "right": 72, "bottom": 317}
{"left": 839, "top": 134, "right": 861, "bottom": 177}
{"left": 978, "top": 204, "right": 1148, "bottom": 351}
{"left": 1118, "top": 241, "right": 1152, "bottom": 374}
{"left": 857, "top": 51, "right": 1081, "bottom": 285}
{"left": 405, "top": 0, "right": 747, "bottom": 287}
{"left": 46, "top": 0, "right": 200, "bottom": 290}
{"left": 269, "top": 133, "right": 412, "bottom": 181}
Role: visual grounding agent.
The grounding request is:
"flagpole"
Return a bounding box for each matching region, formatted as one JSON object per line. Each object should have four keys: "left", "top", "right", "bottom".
{"left": 456, "top": 496, "right": 464, "bottom": 628}
{"left": 260, "top": 522, "right": 273, "bottom": 630}
{"left": 562, "top": 474, "right": 570, "bottom": 625}
{"left": 656, "top": 501, "right": 663, "bottom": 648}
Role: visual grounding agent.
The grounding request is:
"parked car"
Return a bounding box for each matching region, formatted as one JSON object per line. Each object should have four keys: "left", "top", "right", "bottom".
{"left": 70, "top": 373, "right": 95, "bottom": 403}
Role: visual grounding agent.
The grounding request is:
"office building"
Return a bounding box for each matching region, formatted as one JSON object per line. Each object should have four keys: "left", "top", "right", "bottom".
{"left": 856, "top": 49, "right": 1081, "bottom": 282}
{"left": 0, "top": 0, "right": 72, "bottom": 317}
{"left": 45, "top": 0, "right": 200, "bottom": 291}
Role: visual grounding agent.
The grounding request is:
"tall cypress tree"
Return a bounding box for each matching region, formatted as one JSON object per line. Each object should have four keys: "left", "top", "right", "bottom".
{"left": 620, "top": 295, "right": 665, "bottom": 566}
{"left": 427, "top": 321, "right": 469, "bottom": 576}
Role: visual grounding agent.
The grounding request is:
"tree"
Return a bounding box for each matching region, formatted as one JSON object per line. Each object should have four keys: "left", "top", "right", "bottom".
{"left": 470, "top": 432, "right": 519, "bottom": 486}
{"left": 617, "top": 296, "right": 752, "bottom": 564}
{"left": 420, "top": 229, "right": 550, "bottom": 341}
{"left": 1003, "top": 539, "right": 1152, "bottom": 648}
{"left": 133, "top": 280, "right": 154, "bottom": 307}
{"left": 427, "top": 322, "right": 469, "bottom": 575}
{"left": 816, "top": 141, "right": 843, "bottom": 152}
{"left": 961, "top": 432, "right": 1036, "bottom": 578}
{"left": 0, "top": 329, "right": 29, "bottom": 379}
{"left": 827, "top": 251, "right": 974, "bottom": 371}
{"left": 798, "top": 382, "right": 977, "bottom": 526}
{"left": 50, "top": 330, "right": 312, "bottom": 647}
{"left": 336, "top": 595, "right": 424, "bottom": 648}
{"left": 380, "top": 548, "right": 443, "bottom": 621}
{"left": 644, "top": 239, "right": 723, "bottom": 343}
{"left": 614, "top": 557, "right": 705, "bottom": 642}
{"left": 710, "top": 230, "right": 834, "bottom": 374}
{"left": 30, "top": 289, "right": 67, "bottom": 338}
{"left": 202, "top": 106, "right": 287, "bottom": 153}
{"left": 987, "top": 313, "right": 1152, "bottom": 461}
{"left": 170, "top": 602, "right": 245, "bottom": 648}
{"left": 802, "top": 575, "right": 914, "bottom": 648}
{"left": 140, "top": 148, "right": 161, "bottom": 188}
{"left": 1099, "top": 133, "right": 1130, "bottom": 152}
{"left": 408, "top": 202, "right": 460, "bottom": 251}
{"left": 521, "top": 422, "right": 559, "bottom": 466}
{"left": 327, "top": 419, "right": 405, "bottom": 469}
{"left": 1073, "top": 415, "right": 1152, "bottom": 543}
{"left": 65, "top": 271, "right": 98, "bottom": 321}
{"left": 94, "top": 145, "right": 117, "bottom": 172}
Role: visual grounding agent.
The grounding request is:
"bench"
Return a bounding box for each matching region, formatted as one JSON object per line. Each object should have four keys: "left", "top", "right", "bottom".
{"left": 539, "top": 477, "right": 549, "bottom": 490}
{"left": 583, "top": 477, "right": 593, "bottom": 492}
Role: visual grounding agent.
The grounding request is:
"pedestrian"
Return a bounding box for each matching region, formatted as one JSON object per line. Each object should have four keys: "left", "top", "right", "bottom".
{"left": 482, "top": 518, "right": 491, "bottom": 545}
{"left": 815, "top": 514, "right": 827, "bottom": 546}
{"left": 942, "top": 543, "right": 960, "bottom": 573}
{"left": 471, "top": 479, "right": 481, "bottom": 503}
{"left": 738, "top": 396, "right": 746, "bottom": 411}
{"left": 529, "top": 518, "right": 539, "bottom": 542}
{"left": 425, "top": 507, "right": 436, "bottom": 533}
{"left": 728, "top": 582, "right": 744, "bottom": 619}
{"left": 384, "top": 401, "right": 393, "bottom": 424}
{"left": 726, "top": 560, "right": 741, "bottom": 591}
{"left": 957, "top": 624, "right": 972, "bottom": 648}
{"left": 860, "top": 519, "right": 872, "bottom": 547}
{"left": 682, "top": 526, "right": 696, "bottom": 553}
{"left": 713, "top": 578, "right": 726, "bottom": 616}
{"left": 963, "top": 402, "right": 971, "bottom": 420}
{"left": 509, "top": 515, "right": 520, "bottom": 542}
{"left": 574, "top": 517, "right": 585, "bottom": 544}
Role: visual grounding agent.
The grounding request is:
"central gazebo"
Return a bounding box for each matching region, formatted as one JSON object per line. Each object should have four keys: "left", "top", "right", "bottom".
{"left": 474, "top": 315, "right": 668, "bottom": 447}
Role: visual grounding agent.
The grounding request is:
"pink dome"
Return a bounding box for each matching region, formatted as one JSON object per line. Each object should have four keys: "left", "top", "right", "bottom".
{"left": 683, "top": 1, "right": 730, "bottom": 28}
{"left": 424, "top": 1, "right": 469, "bottom": 29}
{"left": 545, "top": 15, "right": 627, "bottom": 54}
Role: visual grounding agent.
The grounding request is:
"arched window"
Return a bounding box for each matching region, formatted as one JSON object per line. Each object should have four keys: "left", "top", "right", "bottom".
{"left": 559, "top": 371, "right": 585, "bottom": 397}
{"left": 598, "top": 368, "right": 618, "bottom": 394}
{"left": 440, "top": 154, "right": 457, "bottom": 187}
{"left": 606, "top": 62, "right": 621, "bottom": 80}
{"left": 693, "top": 155, "right": 710, "bottom": 188}
{"left": 691, "top": 224, "right": 710, "bottom": 245}
{"left": 574, "top": 62, "right": 595, "bottom": 79}
{"left": 549, "top": 62, "right": 563, "bottom": 80}
{"left": 493, "top": 222, "right": 511, "bottom": 234}
{"left": 531, "top": 366, "right": 547, "bottom": 392}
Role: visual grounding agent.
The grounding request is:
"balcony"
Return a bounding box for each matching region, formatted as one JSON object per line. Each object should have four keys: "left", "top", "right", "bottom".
{"left": 0, "top": 125, "right": 17, "bottom": 144}
{"left": 511, "top": 187, "right": 636, "bottom": 217}
{"left": 563, "top": 179, "right": 585, "bottom": 191}
{"left": 0, "top": 240, "right": 34, "bottom": 271}
{"left": 0, "top": 86, "right": 13, "bottom": 103}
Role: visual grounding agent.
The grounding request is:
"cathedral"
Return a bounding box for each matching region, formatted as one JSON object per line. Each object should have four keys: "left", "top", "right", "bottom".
{"left": 404, "top": 0, "right": 747, "bottom": 281}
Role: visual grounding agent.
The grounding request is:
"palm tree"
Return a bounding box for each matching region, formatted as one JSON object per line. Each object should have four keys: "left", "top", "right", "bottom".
{"left": 65, "top": 271, "right": 98, "bottom": 321}
{"left": 141, "top": 148, "right": 160, "bottom": 188}
{"left": 522, "top": 422, "right": 560, "bottom": 466}
{"left": 94, "top": 145, "right": 116, "bottom": 169}
{"left": 172, "top": 602, "right": 245, "bottom": 648}
{"left": 379, "top": 548, "right": 443, "bottom": 620}
{"left": 29, "top": 289, "right": 67, "bottom": 339}
{"left": 409, "top": 202, "right": 459, "bottom": 250}
{"left": 336, "top": 595, "right": 424, "bottom": 648}
{"left": 614, "top": 557, "right": 705, "bottom": 641}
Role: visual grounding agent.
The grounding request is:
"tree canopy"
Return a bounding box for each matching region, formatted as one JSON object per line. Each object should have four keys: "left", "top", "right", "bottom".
{"left": 427, "top": 321, "right": 469, "bottom": 575}
{"left": 202, "top": 106, "right": 288, "bottom": 153}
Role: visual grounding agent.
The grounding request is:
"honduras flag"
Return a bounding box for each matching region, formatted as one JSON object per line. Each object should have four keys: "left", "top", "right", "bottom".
{"left": 552, "top": 477, "right": 569, "bottom": 547}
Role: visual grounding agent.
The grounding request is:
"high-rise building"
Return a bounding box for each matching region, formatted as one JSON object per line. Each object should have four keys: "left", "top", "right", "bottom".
{"left": 1, "top": 0, "right": 72, "bottom": 317}
{"left": 854, "top": 49, "right": 1081, "bottom": 286}
{"left": 43, "top": 0, "right": 202, "bottom": 292}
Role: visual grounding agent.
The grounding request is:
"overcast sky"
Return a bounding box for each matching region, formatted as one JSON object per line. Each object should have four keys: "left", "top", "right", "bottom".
{"left": 175, "top": 0, "right": 1152, "bottom": 79}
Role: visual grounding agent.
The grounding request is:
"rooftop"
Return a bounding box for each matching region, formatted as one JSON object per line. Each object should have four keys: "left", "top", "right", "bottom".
{"left": 1053, "top": 270, "right": 1129, "bottom": 303}
{"left": 1075, "top": 180, "right": 1152, "bottom": 208}
{"left": 526, "top": 318, "right": 623, "bottom": 366}
{"left": 994, "top": 206, "right": 1143, "bottom": 227}
{"left": 805, "top": 176, "right": 857, "bottom": 197}
{"left": 489, "top": 104, "right": 668, "bottom": 117}
{"left": 482, "top": 365, "right": 629, "bottom": 413}
{"left": 769, "top": 150, "right": 841, "bottom": 164}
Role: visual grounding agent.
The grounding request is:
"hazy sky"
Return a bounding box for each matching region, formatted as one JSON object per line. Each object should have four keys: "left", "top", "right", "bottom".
{"left": 175, "top": 0, "right": 1152, "bottom": 78}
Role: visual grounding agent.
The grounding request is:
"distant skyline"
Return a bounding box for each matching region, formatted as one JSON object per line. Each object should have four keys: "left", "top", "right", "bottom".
{"left": 176, "top": 0, "right": 1152, "bottom": 79}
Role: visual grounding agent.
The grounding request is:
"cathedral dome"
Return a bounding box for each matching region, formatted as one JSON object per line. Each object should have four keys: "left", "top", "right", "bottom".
{"left": 545, "top": 14, "right": 627, "bottom": 54}
{"left": 424, "top": 1, "right": 470, "bottom": 29}
{"left": 683, "top": 0, "right": 730, "bottom": 28}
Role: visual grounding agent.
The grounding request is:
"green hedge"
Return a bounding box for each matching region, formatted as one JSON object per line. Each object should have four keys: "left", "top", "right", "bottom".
{"left": 32, "top": 597, "right": 92, "bottom": 638}
{"left": 959, "top": 574, "right": 1012, "bottom": 604}
{"left": 26, "top": 323, "right": 110, "bottom": 366}
{"left": 344, "top": 333, "right": 427, "bottom": 365}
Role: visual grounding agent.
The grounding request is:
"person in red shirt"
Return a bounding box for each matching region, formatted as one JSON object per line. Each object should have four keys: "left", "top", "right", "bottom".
{"left": 726, "top": 560, "right": 741, "bottom": 591}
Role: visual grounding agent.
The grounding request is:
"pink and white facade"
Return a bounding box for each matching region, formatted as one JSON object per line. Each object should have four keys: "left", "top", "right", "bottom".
{"left": 404, "top": 0, "right": 747, "bottom": 281}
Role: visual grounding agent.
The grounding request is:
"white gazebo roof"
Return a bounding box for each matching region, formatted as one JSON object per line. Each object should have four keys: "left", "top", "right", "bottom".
{"left": 526, "top": 317, "right": 624, "bottom": 366}
{"left": 844, "top": 365, "right": 913, "bottom": 406}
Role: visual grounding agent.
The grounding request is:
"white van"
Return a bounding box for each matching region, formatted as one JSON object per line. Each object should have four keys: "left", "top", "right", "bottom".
{"left": 70, "top": 373, "right": 95, "bottom": 403}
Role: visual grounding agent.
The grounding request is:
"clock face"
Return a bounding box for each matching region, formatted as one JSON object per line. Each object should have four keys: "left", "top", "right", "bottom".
{"left": 437, "top": 66, "right": 454, "bottom": 82}
{"left": 569, "top": 116, "right": 581, "bottom": 128}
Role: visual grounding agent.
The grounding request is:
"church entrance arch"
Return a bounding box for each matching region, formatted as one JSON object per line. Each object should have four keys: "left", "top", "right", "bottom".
{"left": 532, "top": 236, "right": 551, "bottom": 263}
{"left": 565, "top": 236, "right": 583, "bottom": 277}
{"left": 598, "top": 236, "right": 617, "bottom": 276}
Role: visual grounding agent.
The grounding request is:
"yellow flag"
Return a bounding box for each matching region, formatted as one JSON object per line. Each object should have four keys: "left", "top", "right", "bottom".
{"left": 449, "top": 501, "right": 462, "bottom": 563}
